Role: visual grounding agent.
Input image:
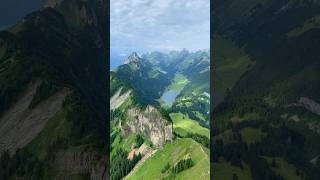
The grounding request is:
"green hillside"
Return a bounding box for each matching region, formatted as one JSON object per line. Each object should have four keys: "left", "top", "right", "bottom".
{"left": 171, "top": 112, "right": 210, "bottom": 138}
{"left": 127, "top": 138, "right": 209, "bottom": 180}
{"left": 212, "top": 0, "right": 320, "bottom": 179}
{"left": 0, "top": 0, "right": 108, "bottom": 179}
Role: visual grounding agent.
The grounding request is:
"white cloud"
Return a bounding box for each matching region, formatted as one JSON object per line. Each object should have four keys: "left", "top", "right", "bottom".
{"left": 111, "top": 0, "right": 210, "bottom": 53}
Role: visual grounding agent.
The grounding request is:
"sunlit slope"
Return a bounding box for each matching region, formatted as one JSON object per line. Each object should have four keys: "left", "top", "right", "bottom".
{"left": 127, "top": 138, "right": 209, "bottom": 180}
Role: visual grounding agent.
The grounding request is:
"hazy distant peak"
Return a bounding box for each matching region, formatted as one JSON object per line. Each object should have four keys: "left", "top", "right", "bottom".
{"left": 124, "top": 52, "right": 141, "bottom": 64}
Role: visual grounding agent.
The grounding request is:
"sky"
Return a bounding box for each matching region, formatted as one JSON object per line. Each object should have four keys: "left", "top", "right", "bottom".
{"left": 0, "top": 0, "right": 46, "bottom": 28}
{"left": 110, "top": 0, "right": 210, "bottom": 69}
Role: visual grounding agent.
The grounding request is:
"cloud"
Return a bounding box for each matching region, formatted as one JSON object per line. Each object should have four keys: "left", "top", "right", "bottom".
{"left": 119, "top": 53, "right": 127, "bottom": 57}
{"left": 111, "top": 0, "right": 210, "bottom": 53}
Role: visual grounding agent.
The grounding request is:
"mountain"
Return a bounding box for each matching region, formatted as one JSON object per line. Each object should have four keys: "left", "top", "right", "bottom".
{"left": 110, "top": 50, "right": 210, "bottom": 179}
{"left": 0, "top": 0, "right": 108, "bottom": 179}
{"left": 123, "top": 52, "right": 140, "bottom": 64}
{"left": 212, "top": 0, "right": 320, "bottom": 179}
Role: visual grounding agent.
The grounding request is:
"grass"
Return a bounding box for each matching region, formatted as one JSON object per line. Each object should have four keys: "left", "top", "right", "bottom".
{"left": 240, "top": 127, "right": 267, "bottom": 144}
{"left": 111, "top": 133, "right": 137, "bottom": 157}
{"left": 213, "top": 158, "right": 253, "bottom": 180}
{"left": 170, "top": 112, "right": 210, "bottom": 138}
{"left": 231, "top": 113, "right": 261, "bottom": 123}
{"left": 168, "top": 73, "right": 189, "bottom": 91}
{"left": 25, "top": 109, "right": 72, "bottom": 160}
{"left": 118, "top": 94, "right": 134, "bottom": 113}
{"left": 148, "top": 67, "right": 167, "bottom": 78}
{"left": 287, "top": 15, "right": 320, "bottom": 37}
{"left": 213, "top": 127, "right": 266, "bottom": 145}
{"left": 262, "top": 156, "right": 303, "bottom": 180}
{"left": 127, "top": 138, "right": 209, "bottom": 180}
{"left": 213, "top": 35, "right": 253, "bottom": 98}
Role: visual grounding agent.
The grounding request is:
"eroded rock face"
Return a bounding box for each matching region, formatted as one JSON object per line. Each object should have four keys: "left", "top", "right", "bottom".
{"left": 127, "top": 143, "right": 152, "bottom": 160}
{"left": 110, "top": 88, "right": 131, "bottom": 110}
{"left": 124, "top": 106, "right": 173, "bottom": 147}
{"left": 0, "top": 81, "right": 69, "bottom": 154}
{"left": 299, "top": 97, "right": 320, "bottom": 115}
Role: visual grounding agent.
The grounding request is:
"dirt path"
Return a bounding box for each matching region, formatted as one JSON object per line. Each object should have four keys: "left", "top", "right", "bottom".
{"left": 124, "top": 149, "right": 158, "bottom": 179}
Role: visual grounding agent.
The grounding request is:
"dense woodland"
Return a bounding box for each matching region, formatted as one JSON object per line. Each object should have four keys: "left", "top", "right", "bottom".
{"left": 110, "top": 149, "right": 142, "bottom": 180}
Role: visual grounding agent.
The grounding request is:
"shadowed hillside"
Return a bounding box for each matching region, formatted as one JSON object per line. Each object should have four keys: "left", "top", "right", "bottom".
{"left": 212, "top": 0, "right": 320, "bottom": 179}
{"left": 0, "top": 0, "right": 108, "bottom": 179}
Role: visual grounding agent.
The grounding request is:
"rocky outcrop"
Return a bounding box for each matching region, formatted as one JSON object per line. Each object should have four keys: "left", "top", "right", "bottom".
{"left": 127, "top": 143, "right": 152, "bottom": 160}
{"left": 124, "top": 106, "right": 173, "bottom": 147}
{"left": 110, "top": 88, "right": 131, "bottom": 110}
{"left": 287, "top": 97, "right": 320, "bottom": 115}
{"left": 298, "top": 97, "right": 320, "bottom": 115}
{"left": 0, "top": 81, "right": 69, "bottom": 154}
{"left": 124, "top": 52, "right": 141, "bottom": 65}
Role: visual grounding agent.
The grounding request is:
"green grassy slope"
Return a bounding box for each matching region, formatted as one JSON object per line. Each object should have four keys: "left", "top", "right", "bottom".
{"left": 213, "top": 158, "right": 253, "bottom": 180}
{"left": 171, "top": 112, "right": 210, "bottom": 138}
{"left": 127, "top": 138, "right": 209, "bottom": 180}
{"left": 262, "top": 156, "right": 303, "bottom": 180}
{"left": 167, "top": 73, "right": 189, "bottom": 91}
{"left": 212, "top": 0, "right": 320, "bottom": 179}
{"left": 213, "top": 35, "right": 253, "bottom": 99}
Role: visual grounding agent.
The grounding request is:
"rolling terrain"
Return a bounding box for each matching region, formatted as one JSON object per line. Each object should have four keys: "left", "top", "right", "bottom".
{"left": 212, "top": 0, "right": 320, "bottom": 179}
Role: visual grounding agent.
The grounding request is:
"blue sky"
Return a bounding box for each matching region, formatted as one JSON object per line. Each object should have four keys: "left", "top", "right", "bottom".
{"left": 110, "top": 0, "right": 210, "bottom": 69}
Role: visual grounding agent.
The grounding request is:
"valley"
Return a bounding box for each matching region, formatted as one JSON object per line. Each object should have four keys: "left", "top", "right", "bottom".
{"left": 110, "top": 50, "right": 210, "bottom": 180}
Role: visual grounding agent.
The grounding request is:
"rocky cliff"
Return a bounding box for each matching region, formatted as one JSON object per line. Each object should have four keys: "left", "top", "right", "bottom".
{"left": 0, "top": 81, "right": 69, "bottom": 154}
{"left": 110, "top": 88, "right": 132, "bottom": 110}
{"left": 123, "top": 106, "right": 173, "bottom": 147}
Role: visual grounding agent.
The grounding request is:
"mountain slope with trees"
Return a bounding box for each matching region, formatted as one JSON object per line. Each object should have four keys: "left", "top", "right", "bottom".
{"left": 212, "top": 0, "right": 320, "bottom": 179}
{"left": 0, "top": 0, "right": 108, "bottom": 179}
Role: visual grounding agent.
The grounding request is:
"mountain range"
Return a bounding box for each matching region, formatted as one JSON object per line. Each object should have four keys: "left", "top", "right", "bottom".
{"left": 110, "top": 50, "right": 210, "bottom": 179}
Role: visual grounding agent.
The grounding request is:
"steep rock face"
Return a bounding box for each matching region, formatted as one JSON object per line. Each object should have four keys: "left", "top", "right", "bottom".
{"left": 0, "top": 81, "right": 69, "bottom": 154}
{"left": 127, "top": 143, "right": 152, "bottom": 160}
{"left": 124, "top": 106, "right": 173, "bottom": 147}
{"left": 287, "top": 97, "right": 320, "bottom": 115}
{"left": 110, "top": 88, "right": 131, "bottom": 110}
{"left": 298, "top": 97, "right": 320, "bottom": 115}
{"left": 124, "top": 52, "right": 141, "bottom": 65}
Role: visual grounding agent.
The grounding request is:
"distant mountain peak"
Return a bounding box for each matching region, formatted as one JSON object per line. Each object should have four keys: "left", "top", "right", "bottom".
{"left": 124, "top": 52, "right": 141, "bottom": 64}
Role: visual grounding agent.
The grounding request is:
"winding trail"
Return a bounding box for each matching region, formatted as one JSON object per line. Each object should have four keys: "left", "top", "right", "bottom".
{"left": 124, "top": 150, "right": 158, "bottom": 179}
